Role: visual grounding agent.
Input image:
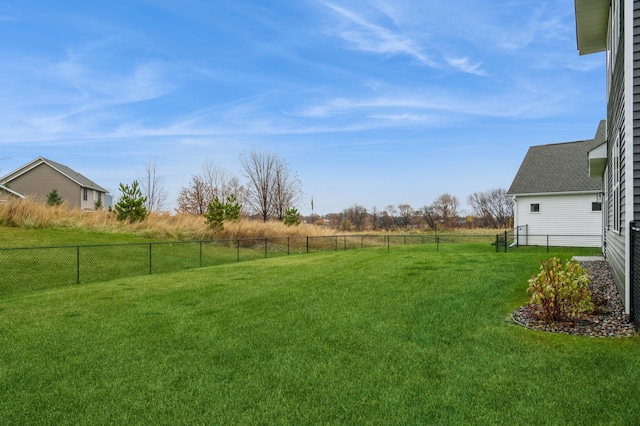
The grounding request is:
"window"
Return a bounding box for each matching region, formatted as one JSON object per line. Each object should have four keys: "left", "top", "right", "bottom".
{"left": 530, "top": 203, "right": 540, "bottom": 213}
{"left": 83, "top": 188, "right": 88, "bottom": 201}
{"left": 592, "top": 202, "right": 602, "bottom": 212}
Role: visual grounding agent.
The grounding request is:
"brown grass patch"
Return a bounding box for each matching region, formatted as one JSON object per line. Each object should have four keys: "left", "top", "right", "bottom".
{"left": 0, "top": 197, "right": 337, "bottom": 240}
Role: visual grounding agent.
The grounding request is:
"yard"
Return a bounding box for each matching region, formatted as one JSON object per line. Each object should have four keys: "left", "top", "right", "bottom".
{"left": 1, "top": 243, "right": 638, "bottom": 424}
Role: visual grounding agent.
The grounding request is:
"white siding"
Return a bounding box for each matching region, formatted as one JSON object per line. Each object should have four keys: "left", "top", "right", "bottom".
{"left": 513, "top": 192, "right": 602, "bottom": 247}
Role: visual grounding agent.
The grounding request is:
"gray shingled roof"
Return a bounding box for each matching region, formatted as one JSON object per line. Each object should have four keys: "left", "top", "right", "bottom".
{"left": 41, "top": 157, "right": 108, "bottom": 193}
{"left": 507, "top": 120, "right": 605, "bottom": 195}
{"left": 0, "top": 157, "right": 108, "bottom": 193}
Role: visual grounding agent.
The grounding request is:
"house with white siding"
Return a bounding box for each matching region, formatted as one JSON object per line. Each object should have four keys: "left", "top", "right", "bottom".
{"left": 508, "top": 120, "right": 605, "bottom": 248}
{"left": 574, "top": 0, "right": 639, "bottom": 319}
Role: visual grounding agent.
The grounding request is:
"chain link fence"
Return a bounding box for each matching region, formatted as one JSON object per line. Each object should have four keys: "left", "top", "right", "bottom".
{"left": 0, "top": 233, "right": 502, "bottom": 296}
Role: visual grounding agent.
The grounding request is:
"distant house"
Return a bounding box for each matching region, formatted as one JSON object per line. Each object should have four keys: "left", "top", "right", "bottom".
{"left": 0, "top": 184, "right": 24, "bottom": 203}
{"left": 507, "top": 120, "right": 605, "bottom": 247}
{"left": 0, "top": 157, "right": 109, "bottom": 210}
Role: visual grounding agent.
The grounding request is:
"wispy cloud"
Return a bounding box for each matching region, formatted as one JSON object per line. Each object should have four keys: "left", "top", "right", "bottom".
{"left": 320, "top": 2, "right": 437, "bottom": 67}
{"left": 318, "top": 1, "right": 495, "bottom": 77}
{"left": 446, "top": 57, "right": 486, "bottom": 76}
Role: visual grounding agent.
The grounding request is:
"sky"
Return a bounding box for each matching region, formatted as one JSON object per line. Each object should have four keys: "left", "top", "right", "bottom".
{"left": 0, "top": 0, "right": 606, "bottom": 216}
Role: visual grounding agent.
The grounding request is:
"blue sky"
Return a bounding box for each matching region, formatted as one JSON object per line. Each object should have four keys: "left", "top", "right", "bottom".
{"left": 0, "top": 0, "right": 605, "bottom": 215}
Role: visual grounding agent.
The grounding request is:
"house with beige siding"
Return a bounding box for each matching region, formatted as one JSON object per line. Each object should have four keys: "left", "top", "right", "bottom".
{"left": 0, "top": 157, "right": 109, "bottom": 210}
{"left": 0, "top": 184, "right": 24, "bottom": 203}
{"left": 574, "top": 0, "right": 639, "bottom": 319}
{"left": 508, "top": 121, "right": 605, "bottom": 248}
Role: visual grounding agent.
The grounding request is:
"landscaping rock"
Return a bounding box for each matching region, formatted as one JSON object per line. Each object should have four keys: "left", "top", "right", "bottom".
{"left": 512, "top": 259, "right": 637, "bottom": 338}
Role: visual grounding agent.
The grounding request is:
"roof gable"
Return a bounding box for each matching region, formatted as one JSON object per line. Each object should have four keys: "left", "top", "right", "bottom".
{"left": 0, "top": 157, "right": 108, "bottom": 193}
{"left": 508, "top": 120, "right": 605, "bottom": 195}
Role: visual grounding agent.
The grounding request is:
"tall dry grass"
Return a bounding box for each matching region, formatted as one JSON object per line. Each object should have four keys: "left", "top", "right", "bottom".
{"left": 0, "top": 197, "right": 336, "bottom": 240}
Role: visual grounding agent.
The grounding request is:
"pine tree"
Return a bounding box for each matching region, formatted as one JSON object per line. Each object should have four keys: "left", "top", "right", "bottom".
{"left": 46, "top": 189, "right": 63, "bottom": 206}
{"left": 114, "top": 181, "right": 148, "bottom": 223}
{"left": 204, "top": 193, "right": 242, "bottom": 230}
{"left": 283, "top": 207, "right": 301, "bottom": 226}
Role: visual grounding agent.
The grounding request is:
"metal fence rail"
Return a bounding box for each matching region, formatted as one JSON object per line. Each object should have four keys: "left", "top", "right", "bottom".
{"left": 0, "top": 233, "right": 497, "bottom": 296}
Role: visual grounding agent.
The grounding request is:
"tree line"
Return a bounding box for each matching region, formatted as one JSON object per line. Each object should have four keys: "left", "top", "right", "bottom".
{"left": 117, "top": 148, "right": 513, "bottom": 230}
{"left": 320, "top": 189, "right": 513, "bottom": 231}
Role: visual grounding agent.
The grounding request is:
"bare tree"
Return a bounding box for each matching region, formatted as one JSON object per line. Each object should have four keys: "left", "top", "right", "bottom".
{"left": 396, "top": 204, "right": 415, "bottom": 229}
{"left": 240, "top": 148, "right": 303, "bottom": 221}
{"left": 241, "top": 149, "right": 276, "bottom": 221}
{"left": 430, "top": 193, "right": 460, "bottom": 228}
{"left": 200, "top": 160, "right": 246, "bottom": 204}
{"left": 370, "top": 206, "right": 380, "bottom": 230}
{"left": 176, "top": 175, "right": 210, "bottom": 215}
{"left": 468, "top": 188, "right": 513, "bottom": 228}
{"left": 419, "top": 205, "right": 436, "bottom": 229}
{"left": 272, "top": 157, "right": 303, "bottom": 220}
{"left": 176, "top": 161, "right": 243, "bottom": 215}
{"left": 140, "top": 161, "right": 168, "bottom": 213}
{"left": 343, "top": 204, "right": 368, "bottom": 231}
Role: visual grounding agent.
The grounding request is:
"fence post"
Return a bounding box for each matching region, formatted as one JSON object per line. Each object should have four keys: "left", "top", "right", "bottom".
{"left": 287, "top": 237, "right": 290, "bottom": 255}
{"left": 307, "top": 236, "right": 309, "bottom": 254}
{"left": 436, "top": 236, "right": 440, "bottom": 253}
{"left": 237, "top": 239, "right": 240, "bottom": 262}
{"left": 496, "top": 235, "right": 499, "bottom": 253}
{"left": 546, "top": 235, "right": 549, "bottom": 253}
{"left": 361, "top": 235, "right": 364, "bottom": 248}
{"left": 504, "top": 231, "right": 507, "bottom": 253}
{"left": 264, "top": 238, "right": 268, "bottom": 258}
{"left": 76, "top": 246, "right": 80, "bottom": 284}
{"left": 387, "top": 235, "right": 390, "bottom": 252}
{"left": 344, "top": 236, "right": 347, "bottom": 251}
{"left": 630, "top": 222, "right": 637, "bottom": 329}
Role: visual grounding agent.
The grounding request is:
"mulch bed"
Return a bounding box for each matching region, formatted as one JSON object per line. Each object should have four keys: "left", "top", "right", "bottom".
{"left": 512, "top": 259, "right": 637, "bottom": 338}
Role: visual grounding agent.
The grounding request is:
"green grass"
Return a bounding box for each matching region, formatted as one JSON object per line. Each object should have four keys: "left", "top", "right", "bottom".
{"left": 0, "top": 226, "right": 152, "bottom": 247}
{"left": 1, "top": 244, "right": 636, "bottom": 424}
{"left": 0, "top": 228, "right": 502, "bottom": 296}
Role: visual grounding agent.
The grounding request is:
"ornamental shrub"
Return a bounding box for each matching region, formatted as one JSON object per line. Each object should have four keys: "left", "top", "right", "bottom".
{"left": 526, "top": 257, "right": 594, "bottom": 322}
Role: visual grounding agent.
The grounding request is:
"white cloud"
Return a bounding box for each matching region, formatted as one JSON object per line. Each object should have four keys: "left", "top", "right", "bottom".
{"left": 446, "top": 57, "right": 486, "bottom": 76}
{"left": 320, "top": 2, "right": 437, "bottom": 67}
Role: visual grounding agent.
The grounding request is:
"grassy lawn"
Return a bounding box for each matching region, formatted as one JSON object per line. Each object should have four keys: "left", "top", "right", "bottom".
{"left": 0, "top": 227, "right": 495, "bottom": 296}
{"left": 1, "top": 243, "right": 637, "bottom": 424}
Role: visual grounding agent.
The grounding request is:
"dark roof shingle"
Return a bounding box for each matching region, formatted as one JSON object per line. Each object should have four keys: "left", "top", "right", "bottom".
{"left": 507, "top": 120, "right": 605, "bottom": 195}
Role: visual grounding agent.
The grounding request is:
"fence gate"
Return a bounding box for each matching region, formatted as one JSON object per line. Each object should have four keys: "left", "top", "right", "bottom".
{"left": 631, "top": 224, "right": 640, "bottom": 331}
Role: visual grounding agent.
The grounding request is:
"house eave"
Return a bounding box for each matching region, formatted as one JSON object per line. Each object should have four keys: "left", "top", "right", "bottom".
{"left": 0, "top": 184, "right": 25, "bottom": 199}
{"left": 574, "top": 0, "right": 609, "bottom": 55}
{"left": 588, "top": 142, "right": 607, "bottom": 177}
{"left": 511, "top": 190, "right": 601, "bottom": 198}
